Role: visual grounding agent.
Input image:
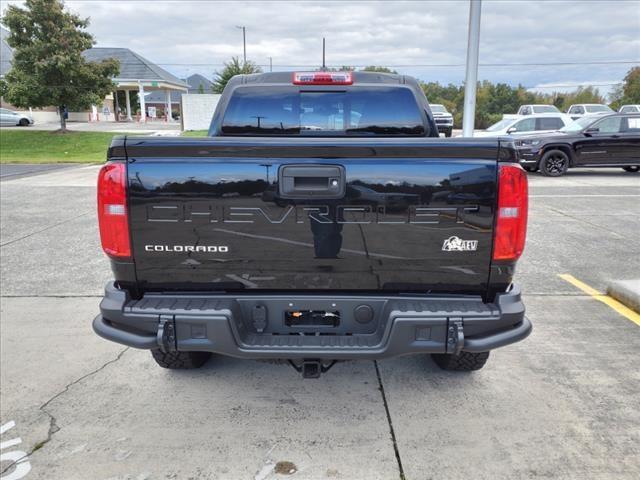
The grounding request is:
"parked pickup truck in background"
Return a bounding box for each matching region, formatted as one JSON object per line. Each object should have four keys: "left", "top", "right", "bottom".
{"left": 430, "top": 103, "right": 454, "bottom": 137}
{"left": 515, "top": 113, "right": 640, "bottom": 175}
{"left": 93, "top": 71, "right": 531, "bottom": 378}
{"left": 566, "top": 103, "right": 613, "bottom": 120}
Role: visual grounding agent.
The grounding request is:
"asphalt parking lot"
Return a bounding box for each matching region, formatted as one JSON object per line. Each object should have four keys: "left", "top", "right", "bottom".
{"left": 1, "top": 165, "right": 639, "bottom": 480}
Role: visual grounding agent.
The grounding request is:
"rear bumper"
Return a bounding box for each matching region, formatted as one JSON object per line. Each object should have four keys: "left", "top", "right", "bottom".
{"left": 94, "top": 282, "right": 530, "bottom": 359}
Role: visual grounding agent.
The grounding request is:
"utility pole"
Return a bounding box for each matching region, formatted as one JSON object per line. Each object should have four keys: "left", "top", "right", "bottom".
{"left": 236, "top": 25, "right": 246, "bottom": 64}
{"left": 322, "top": 37, "right": 326, "bottom": 71}
{"left": 462, "top": 0, "right": 482, "bottom": 137}
{"left": 269, "top": 57, "right": 273, "bottom": 72}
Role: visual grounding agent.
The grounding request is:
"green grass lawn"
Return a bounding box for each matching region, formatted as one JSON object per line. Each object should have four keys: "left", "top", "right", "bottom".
{"left": 181, "top": 130, "right": 208, "bottom": 137}
{"left": 0, "top": 129, "right": 210, "bottom": 164}
{"left": 0, "top": 130, "right": 128, "bottom": 164}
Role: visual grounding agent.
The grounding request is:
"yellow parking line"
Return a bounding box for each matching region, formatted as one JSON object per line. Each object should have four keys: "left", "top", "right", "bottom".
{"left": 558, "top": 274, "right": 640, "bottom": 326}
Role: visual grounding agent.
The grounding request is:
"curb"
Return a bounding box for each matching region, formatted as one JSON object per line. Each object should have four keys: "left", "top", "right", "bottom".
{"left": 606, "top": 280, "right": 640, "bottom": 313}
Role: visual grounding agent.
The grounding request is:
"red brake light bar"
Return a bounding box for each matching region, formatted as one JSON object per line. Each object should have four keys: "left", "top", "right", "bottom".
{"left": 292, "top": 71, "right": 354, "bottom": 85}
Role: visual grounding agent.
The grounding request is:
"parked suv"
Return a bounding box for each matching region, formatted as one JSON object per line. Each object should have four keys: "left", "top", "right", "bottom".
{"left": 515, "top": 113, "right": 640, "bottom": 176}
{"left": 474, "top": 113, "right": 573, "bottom": 138}
{"left": 566, "top": 104, "right": 613, "bottom": 120}
{"left": 517, "top": 105, "right": 560, "bottom": 115}
{"left": 430, "top": 104, "right": 454, "bottom": 137}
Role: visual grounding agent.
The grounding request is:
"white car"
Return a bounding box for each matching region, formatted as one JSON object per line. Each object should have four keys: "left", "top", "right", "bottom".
{"left": 566, "top": 103, "right": 613, "bottom": 120}
{"left": 0, "top": 108, "right": 34, "bottom": 126}
{"left": 619, "top": 105, "right": 640, "bottom": 113}
{"left": 517, "top": 104, "right": 560, "bottom": 115}
{"left": 474, "top": 113, "right": 574, "bottom": 138}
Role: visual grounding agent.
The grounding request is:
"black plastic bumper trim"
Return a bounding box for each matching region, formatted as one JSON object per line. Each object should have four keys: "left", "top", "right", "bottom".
{"left": 94, "top": 282, "right": 530, "bottom": 358}
{"left": 463, "top": 317, "right": 532, "bottom": 352}
{"left": 93, "top": 315, "right": 157, "bottom": 349}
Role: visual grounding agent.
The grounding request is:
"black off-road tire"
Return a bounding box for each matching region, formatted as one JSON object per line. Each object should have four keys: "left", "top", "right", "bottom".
{"left": 150, "top": 349, "right": 211, "bottom": 369}
{"left": 540, "top": 150, "right": 569, "bottom": 177}
{"left": 431, "top": 351, "right": 490, "bottom": 371}
{"left": 622, "top": 166, "right": 639, "bottom": 173}
{"left": 444, "top": 128, "right": 453, "bottom": 138}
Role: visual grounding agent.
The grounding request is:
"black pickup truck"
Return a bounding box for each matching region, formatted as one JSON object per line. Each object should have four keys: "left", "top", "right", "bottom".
{"left": 94, "top": 71, "right": 531, "bottom": 377}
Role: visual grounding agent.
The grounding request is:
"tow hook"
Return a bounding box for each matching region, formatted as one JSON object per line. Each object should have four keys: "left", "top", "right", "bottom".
{"left": 287, "top": 359, "right": 338, "bottom": 379}
{"left": 446, "top": 318, "right": 464, "bottom": 355}
{"left": 157, "top": 315, "right": 177, "bottom": 353}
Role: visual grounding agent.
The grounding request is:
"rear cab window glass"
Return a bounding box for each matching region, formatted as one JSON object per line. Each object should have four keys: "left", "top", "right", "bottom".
{"left": 221, "top": 86, "right": 426, "bottom": 136}
{"left": 533, "top": 106, "right": 558, "bottom": 113}
{"left": 586, "top": 105, "right": 611, "bottom": 113}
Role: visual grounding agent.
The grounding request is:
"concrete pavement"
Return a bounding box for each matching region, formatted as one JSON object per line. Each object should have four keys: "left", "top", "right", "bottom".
{"left": 1, "top": 165, "right": 639, "bottom": 479}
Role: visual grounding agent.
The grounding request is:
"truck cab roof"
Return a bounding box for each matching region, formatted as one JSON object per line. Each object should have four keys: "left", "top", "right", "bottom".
{"left": 228, "top": 70, "right": 411, "bottom": 87}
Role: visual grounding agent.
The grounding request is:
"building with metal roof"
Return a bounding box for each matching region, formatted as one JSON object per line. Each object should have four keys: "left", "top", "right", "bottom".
{"left": 82, "top": 47, "right": 189, "bottom": 121}
{"left": 1, "top": 30, "right": 189, "bottom": 122}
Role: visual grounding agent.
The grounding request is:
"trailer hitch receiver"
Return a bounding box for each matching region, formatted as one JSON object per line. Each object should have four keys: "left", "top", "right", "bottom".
{"left": 288, "top": 359, "right": 338, "bottom": 379}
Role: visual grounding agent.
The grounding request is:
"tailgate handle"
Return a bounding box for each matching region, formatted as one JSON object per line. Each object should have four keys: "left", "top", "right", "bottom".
{"left": 278, "top": 165, "right": 345, "bottom": 199}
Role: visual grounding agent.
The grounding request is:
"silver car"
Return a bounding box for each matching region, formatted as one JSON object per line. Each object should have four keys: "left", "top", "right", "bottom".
{"left": 0, "top": 108, "right": 34, "bottom": 126}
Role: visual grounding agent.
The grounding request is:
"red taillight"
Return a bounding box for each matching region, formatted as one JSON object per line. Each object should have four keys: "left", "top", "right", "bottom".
{"left": 493, "top": 164, "right": 528, "bottom": 261}
{"left": 292, "top": 71, "right": 354, "bottom": 85}
{"left": 97, "top": 163, "right": 131, "bottom": 259}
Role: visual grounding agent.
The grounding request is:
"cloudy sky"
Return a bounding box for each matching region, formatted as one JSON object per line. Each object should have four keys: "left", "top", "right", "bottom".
{"left": 2, "top": 0, "right": 639, "bottom": 96}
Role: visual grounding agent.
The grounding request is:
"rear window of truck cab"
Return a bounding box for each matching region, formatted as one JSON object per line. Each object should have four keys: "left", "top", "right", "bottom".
{"left": 221, "top": 86, "right": 427, "bottom": 136}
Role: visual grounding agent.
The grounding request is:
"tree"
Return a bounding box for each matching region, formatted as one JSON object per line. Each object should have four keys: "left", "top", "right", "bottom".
{"left": 361, "top": 66, "right": 398, "bottom": 74}
{"left": 197, "top": 83, "right": 205, "bottom": 94}
{"left": 212, "top": 57, "right": 262, "bottom": 94}
{"left": 1, "top": 0, "right": 119, "bottom": 131}
{"left": 557, "top": 86, "right": 605, "bottom": 111}
{"left": 610, "top": 66, "right": 640, "bottom": 109}
{"left": 621, "top": 67, "right": 640, "bottom": 103}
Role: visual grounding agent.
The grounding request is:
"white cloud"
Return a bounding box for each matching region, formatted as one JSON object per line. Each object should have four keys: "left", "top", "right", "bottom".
{"left": 1, "top": 0, "right": 638, "bottom": 88}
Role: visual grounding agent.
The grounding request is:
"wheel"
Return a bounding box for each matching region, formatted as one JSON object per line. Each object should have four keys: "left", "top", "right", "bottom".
{"left": 444, "top": 129, "right": 452, "bottom": 138}
{"left": 539, "top": 150, "right": 569, "bottom": 177}
{"left": 150, "top": 349, "right": 211, "bottom": 369}
{"left": 431, "top": 351, "right": 490, "bottom": 371}
{"left": 622, "top": 166, "right": 639, "bottom": 173}
{"left": 18, "top": 118, "right": 30, "bottom": 126}
{"left": 523, "top": 165, "right": 538, "bottom": 173}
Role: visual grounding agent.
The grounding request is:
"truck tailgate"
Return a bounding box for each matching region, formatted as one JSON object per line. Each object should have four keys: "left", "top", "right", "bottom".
{"left": 125, "top": 137, "right": 501, "bottom": 296}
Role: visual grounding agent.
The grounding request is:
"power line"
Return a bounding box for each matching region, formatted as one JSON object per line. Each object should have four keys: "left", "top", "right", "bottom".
{"left": 525, "top": 82, "right": 622, "bottom": 89}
